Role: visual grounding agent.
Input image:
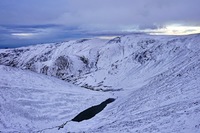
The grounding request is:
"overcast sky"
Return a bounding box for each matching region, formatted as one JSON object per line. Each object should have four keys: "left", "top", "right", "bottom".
{"left": 0, "top": 0, "right": 200, "bottom": 48}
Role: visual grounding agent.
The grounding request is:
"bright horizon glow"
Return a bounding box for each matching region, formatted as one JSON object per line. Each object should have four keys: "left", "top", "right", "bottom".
{"left": 148, "top": 25, "right": 200, "bottom": 35}
{"left": 97, "top": 36, "right": 118, "bottom": 40}
{"left": 11, "top": 25, "right": 200, "bottom": 40}
{"left": 11, "top": 33, "right": 36, "bottom": 38}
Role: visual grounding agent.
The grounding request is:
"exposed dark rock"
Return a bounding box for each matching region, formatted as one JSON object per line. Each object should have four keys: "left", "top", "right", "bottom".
{"left": 134, "top": 50, "right": 153, "bottom": 64}
{"left": 55, "top": 56, "right": 69, "bottom": 71}
{"left": 107, "top": 37, "right": 121, "bottom": 44}
{"left": 79, "top": 56, "right": 89, "bottom": 66}
{"left": 41, "top": 65, "right": 49, "bottom": 75}
{"left": 137, "top": 39, "right": 156, "bottom": 48}
{"left": 76, "top": 39, "right": 90, "bottom": 43}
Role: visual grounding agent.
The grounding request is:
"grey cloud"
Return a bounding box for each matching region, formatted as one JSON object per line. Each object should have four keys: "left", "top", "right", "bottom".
{"left": 56, "top": 0, "right": 200, "bottom": 31}
{"left": 1, "top": 0, "right": 200, "bottom": 30}
{"left": 0, "top": 0, "right": 200, "bottom": 48}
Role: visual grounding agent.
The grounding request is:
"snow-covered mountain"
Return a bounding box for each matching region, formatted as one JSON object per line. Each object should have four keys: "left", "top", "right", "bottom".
{"left": 0, "top": 33, "right": 200, "bottom": 133}
{"left": 1, "top": 34, "right": 200, "bottom": 91}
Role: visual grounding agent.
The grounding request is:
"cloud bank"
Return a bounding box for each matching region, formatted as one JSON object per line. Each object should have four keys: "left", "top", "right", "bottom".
{"left": 0, "top": 0, "right": 200, "bottom": 47}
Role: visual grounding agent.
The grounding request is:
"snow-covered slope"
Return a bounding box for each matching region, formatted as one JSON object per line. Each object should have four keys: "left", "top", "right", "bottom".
{"left": 84, "top": 49, "right": 200, "bottom": 133}
{"left": 0, "top": 33, "right": 200, "bottom": 133}
{"left": 0, "top": 65, "right": 111, "bottom": 132}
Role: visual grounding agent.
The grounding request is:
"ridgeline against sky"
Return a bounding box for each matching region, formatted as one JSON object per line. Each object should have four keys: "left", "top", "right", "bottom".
{"left": 0, "top": 0, "right": 200, "bottom": 48}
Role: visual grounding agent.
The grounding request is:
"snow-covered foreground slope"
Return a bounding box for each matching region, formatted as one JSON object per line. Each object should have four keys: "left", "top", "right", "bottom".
{"left": 0, "top": 65, "right": 112, "bottom": 132}
{"left": 85, "top": 51, "right": 200, "bottom": 133}
{"left": 0, "top": 34, "right": 200, "bottom": 133}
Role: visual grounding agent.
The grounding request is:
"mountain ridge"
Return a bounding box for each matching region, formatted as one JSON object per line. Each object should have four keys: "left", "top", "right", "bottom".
{"left": 1, "top": 33, "right": 200, "bottom": 91}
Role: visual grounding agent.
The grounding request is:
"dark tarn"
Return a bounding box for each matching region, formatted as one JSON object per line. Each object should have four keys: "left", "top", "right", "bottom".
{"left": 72, "top": 98, "right": 115, "bottom": 122}
{"left": 58, "top": 98, "right": 115, "bottom": 130}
